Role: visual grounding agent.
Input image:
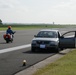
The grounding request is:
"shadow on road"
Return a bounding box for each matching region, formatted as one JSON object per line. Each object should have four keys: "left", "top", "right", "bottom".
{"left": 0, "top": 42, "right": 6, "bottom": 44}
{"left": 58, "top": 52, "right": 67, "bottom": 55}
{"left": 22, "top": 49, "right": 68, "bottom": 56}
{"left": 22, "top": 50, "right": 56, "bottom": 54}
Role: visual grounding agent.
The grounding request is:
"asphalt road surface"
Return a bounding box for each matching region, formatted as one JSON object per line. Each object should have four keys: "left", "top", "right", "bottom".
{"left": 0, "top": 28, "right": 76, "bottom": 75}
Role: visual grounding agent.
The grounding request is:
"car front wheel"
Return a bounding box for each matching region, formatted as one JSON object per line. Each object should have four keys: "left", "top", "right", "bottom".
{"left": 31, "top": 47, "right": 36, "bottom": 52}
{"left": 55, "top": 47, "right": 60, "bottom": 53}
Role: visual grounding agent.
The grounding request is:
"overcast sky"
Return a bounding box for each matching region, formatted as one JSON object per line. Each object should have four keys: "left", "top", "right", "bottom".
{"left": 0, "top": 0, "right": 76, "bottom": 24}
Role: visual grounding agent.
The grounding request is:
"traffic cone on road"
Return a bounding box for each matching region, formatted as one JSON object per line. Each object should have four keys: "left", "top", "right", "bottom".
{"left": 23, "top": 60, "right": 26, "bottom": 66}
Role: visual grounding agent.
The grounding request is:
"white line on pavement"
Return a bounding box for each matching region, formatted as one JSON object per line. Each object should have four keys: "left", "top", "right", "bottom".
{"left": 0, "top": 44, "right": 31, "bottom": 54}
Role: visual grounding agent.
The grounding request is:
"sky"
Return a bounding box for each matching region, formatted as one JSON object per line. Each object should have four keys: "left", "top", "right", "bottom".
{"left": 0, "top": 0, "right": 76, "bottom": 24}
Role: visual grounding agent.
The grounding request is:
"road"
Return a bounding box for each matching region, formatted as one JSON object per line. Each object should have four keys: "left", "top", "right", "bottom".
{"left": 0, "top": 28, "right": 75, "bottom": 75}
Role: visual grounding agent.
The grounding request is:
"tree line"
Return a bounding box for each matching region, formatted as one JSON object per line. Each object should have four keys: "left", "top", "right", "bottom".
{"left": 0, "top": 19, "right": 2, "bottom": 25}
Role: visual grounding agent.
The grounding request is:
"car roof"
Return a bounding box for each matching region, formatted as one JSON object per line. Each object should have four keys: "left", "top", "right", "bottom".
{"left": 40, "top": 29, "right": 59, "bottom": 32}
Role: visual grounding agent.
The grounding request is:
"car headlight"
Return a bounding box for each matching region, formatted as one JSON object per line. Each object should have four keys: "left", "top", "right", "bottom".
{"left": 32, "top": 40, "right": 36, "bottom": 44}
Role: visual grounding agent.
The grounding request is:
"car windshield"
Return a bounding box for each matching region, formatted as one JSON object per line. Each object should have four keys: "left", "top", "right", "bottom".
{"left": 37, "top": 31, "right": 58, "bottom": 38}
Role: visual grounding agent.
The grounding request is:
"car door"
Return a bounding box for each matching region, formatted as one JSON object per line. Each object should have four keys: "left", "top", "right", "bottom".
{"left": 59, "top": 31, "right": 76, "bottom": 48}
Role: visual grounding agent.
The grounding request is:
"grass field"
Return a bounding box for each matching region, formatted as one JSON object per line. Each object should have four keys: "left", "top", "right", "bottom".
{"left": 0, "top": 24, "right": 76, "bottom": 30}
{"left": 0, "top": 25, "right": 65, "bottom": 30}
{"left": 33, "top": 49, "right": 76, "bottom": 75}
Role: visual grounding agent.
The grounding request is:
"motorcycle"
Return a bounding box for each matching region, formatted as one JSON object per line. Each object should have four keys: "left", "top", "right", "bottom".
{"left": 3, "top": 31, "right": 16, "bottom": 43}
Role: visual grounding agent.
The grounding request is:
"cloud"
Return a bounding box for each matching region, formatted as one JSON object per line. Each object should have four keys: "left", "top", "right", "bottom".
{"left": 0, "top": 0, "right": 14, "bottom": 9}
{"left": 54, "top": 0, "right": 76, "bottom": 10}
{"left": 0, "top": 0, "right": 29, "bottom": 12}
{"left": 0, "top": 0, "right": 76, "bottom": 24}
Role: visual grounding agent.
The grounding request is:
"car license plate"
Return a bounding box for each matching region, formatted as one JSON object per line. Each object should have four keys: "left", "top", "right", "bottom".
{"left": 40, "top": 44, "right": 45, "bottom": 48}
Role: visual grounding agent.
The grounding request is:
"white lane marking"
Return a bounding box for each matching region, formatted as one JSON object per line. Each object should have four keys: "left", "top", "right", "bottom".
{"left": 0, "top": 44, "right": 31, "bottom": 54}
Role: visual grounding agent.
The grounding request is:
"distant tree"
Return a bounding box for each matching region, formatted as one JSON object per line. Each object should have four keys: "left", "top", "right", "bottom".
{"left": 0, "top": 19, "right": 2, "bottom": 25}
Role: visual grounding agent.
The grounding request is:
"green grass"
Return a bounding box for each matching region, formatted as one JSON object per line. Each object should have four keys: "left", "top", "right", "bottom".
{"left": 33, "top": 49, "right": 76, "bottom": 75}
{"left": 0, "top": 24, "right": 75, "bottom": 30}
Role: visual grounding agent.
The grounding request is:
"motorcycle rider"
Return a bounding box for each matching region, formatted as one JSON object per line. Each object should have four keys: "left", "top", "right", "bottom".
{"left": 6, "top": 26, "right": 15, "bottom": 39}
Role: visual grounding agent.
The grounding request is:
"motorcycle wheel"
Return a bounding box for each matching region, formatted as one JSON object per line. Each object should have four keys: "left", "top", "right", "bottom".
{"left": 6, "top": 39, "right": 9, "bottom": 43}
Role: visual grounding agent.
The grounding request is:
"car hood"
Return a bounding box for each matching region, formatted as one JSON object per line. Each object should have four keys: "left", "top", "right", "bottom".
{"left": 32, "top": 37, "right": 58, "bottom": 42}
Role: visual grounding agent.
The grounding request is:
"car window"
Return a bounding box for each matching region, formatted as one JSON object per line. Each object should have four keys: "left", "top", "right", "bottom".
{"left": 37, "top": 31, "right": 57, "bottom": 38}
{"left": 62, "top": 32, "right": 75, "bottom": 38}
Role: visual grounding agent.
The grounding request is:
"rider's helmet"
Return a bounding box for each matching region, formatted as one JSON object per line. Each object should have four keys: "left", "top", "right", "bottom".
{"left": 8, "top": 26, "right": 11, "bottom": 29}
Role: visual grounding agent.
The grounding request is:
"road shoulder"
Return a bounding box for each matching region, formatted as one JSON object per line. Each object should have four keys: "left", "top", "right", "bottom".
{"left": 15, "top": 49, "right": 73, "bottom": 75}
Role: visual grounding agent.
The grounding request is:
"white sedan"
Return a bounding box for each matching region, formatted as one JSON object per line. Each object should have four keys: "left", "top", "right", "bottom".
{"left": 31, "top": 29, "right": 76, "bottom": 52}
